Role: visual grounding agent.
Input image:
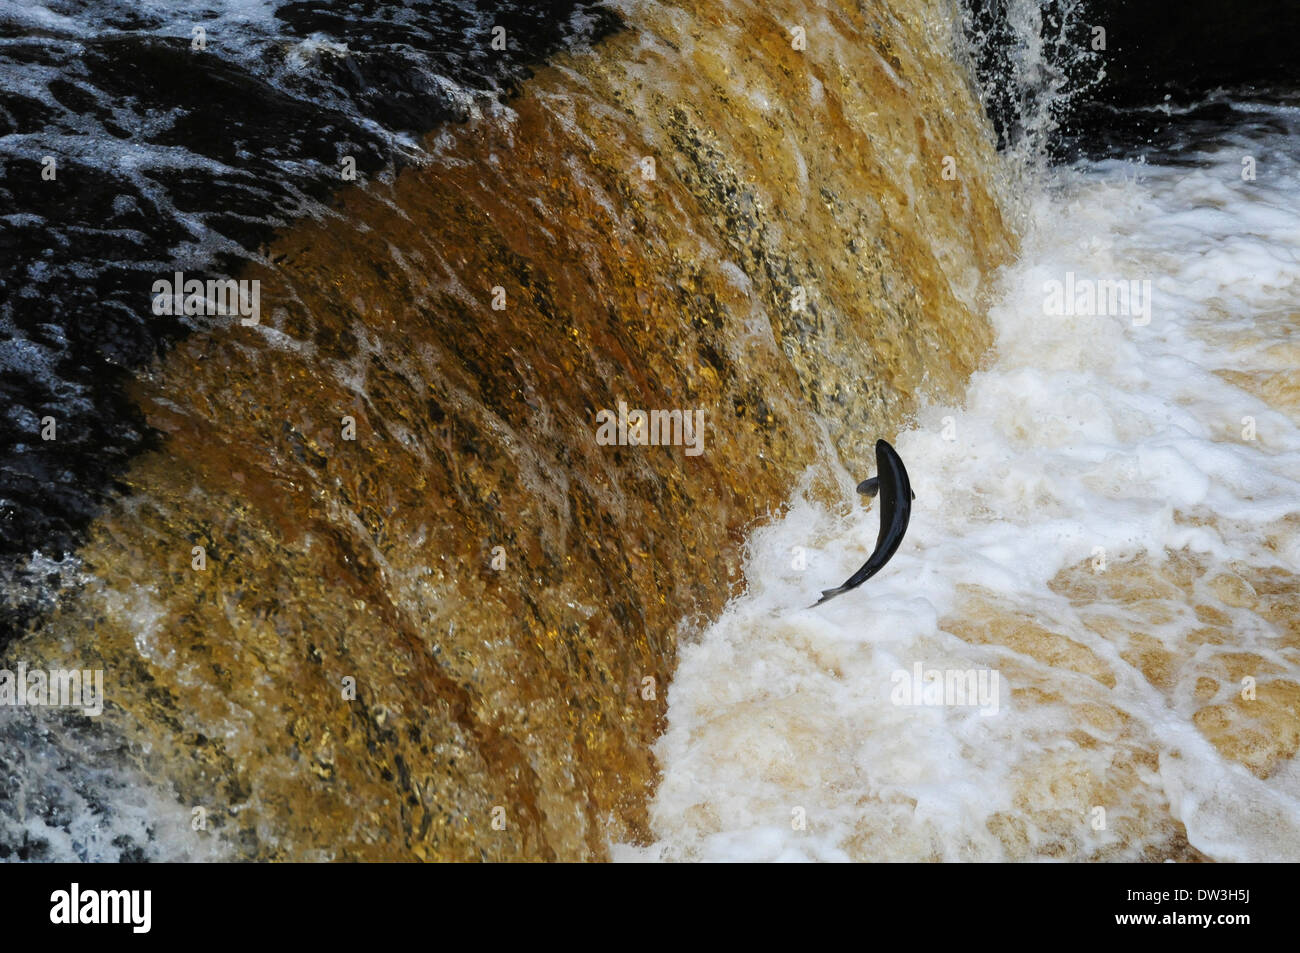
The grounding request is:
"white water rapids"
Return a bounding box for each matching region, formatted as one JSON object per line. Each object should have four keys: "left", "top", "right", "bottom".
{"left": 620, "top": 101, "right": 1300, "bottom": 862}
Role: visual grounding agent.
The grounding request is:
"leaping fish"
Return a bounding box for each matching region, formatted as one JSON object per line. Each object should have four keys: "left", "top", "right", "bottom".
{"left": 812, "top": 438, "right": 913, "bottom": 607}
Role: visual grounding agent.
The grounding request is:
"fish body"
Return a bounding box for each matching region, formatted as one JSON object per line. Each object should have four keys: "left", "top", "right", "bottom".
{"left": 813, "top": 439, "right": 912, "bottom": 606}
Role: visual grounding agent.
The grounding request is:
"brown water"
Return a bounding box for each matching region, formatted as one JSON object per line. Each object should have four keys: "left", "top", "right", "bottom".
{"left": 8, "top": 0, "right": 1014, "bottom": 859}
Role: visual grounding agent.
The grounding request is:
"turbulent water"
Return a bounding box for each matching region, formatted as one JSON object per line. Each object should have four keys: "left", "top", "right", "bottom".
{"left": 2, "top": 0, "right": 1012, "bottom": 861}
{"left": 2, "top": 0, "right": 1297, "bottom": 863}
{"left": 622, "top": 100, "right": 1300, "bottom": 862}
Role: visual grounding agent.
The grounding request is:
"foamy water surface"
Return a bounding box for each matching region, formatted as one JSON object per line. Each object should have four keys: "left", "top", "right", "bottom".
{"left": 618, "top": 104, "right": 1300, "bottom": 862}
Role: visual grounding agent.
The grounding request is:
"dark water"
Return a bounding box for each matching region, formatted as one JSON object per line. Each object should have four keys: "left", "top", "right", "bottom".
{"left": 0, "top": 0, "right": 619, "bottom": 640}
{"left": 962, "top": 0, "right": 1300, "bottom": 161}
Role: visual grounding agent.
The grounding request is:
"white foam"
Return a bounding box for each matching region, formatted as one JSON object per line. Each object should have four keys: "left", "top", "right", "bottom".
{"left": 620, "top": 105, "right": 1300, "bottom": 862}
{"left": 0, "top": 0, "right": 286, "bottom": 40}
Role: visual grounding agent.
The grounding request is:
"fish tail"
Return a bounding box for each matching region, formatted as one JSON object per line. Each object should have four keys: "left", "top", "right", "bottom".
{"left": 810, "top": 586, "right": 848, "bottom": 608}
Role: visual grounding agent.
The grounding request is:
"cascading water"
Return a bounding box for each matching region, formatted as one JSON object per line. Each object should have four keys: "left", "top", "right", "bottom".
{"left": 1, "top": 0, "right": 1296, "bottom": 864}
{"left": 618, "top": 2, "right": 1300, "bottom": 862}
{"left": 1, "top": 0, "right": 1014, "bottom": 860}
{"left": 621, "top": 108, "right": 1300, "bottom": 862}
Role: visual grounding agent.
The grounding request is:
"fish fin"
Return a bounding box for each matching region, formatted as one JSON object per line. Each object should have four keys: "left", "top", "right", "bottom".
{"left": 911, "top": 489, "right": 916, "bottom": 500}
{"left": 856, "top": 477, "right": 879, "bottom": 498}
